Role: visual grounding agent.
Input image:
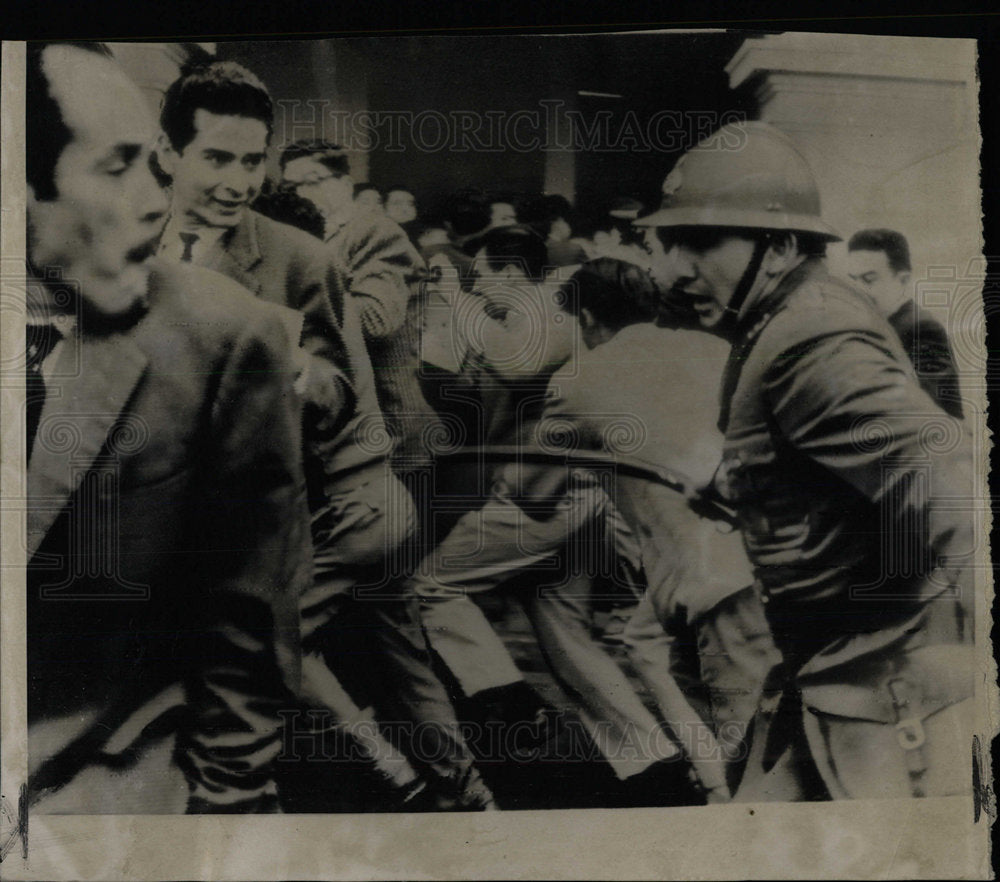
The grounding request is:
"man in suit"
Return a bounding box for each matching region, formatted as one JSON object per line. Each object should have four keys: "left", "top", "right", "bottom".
{"left": 23, "top": 41, "right": 312, "bottom": 813}
{"left": 157, "top": 61, "right": 493, "bottom": 810}
{"left": 279, "top": 141, "right": 431, "bottom": 473}
{"left": 847, "top": 228, "right": 964, "bottom": 418}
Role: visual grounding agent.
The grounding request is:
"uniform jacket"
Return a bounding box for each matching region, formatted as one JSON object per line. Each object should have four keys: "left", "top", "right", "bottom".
{"left": 27, "top": 258, "right": 312, "bottom": 812}
{"left": 714, "top": 257, "right": 973, "bottom": 677}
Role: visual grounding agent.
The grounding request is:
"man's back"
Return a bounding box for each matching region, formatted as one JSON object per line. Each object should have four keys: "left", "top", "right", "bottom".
{"left": 887, "top": 299, "right": 964, "bottom": 419}
{"left": 541, "top": 322, "right": 751, "bottom": 623}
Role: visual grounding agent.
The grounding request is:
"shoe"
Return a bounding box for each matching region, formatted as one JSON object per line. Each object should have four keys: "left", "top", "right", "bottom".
{"left": 616, "top": 757, "right": 705, "bottom": 808}
{"left": 417, "top": 767, "right": 498, "bottom": 812}
{"left": 460, "top": 681, "right": 562, "bottom": 761}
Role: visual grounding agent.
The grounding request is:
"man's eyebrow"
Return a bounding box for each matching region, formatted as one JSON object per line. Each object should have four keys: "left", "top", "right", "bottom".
{"left": 202, "top": 148, "right": 236, "bottom": 159}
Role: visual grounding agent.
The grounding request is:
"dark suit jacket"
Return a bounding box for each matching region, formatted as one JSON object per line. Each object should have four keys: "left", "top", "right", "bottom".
{"left": 888, "top": 300, "right": 964, "bottom": 419}
{"left": 27, "top": 258, "right": 312, "bottom": 812}
{"left": 198, "top": 210, "right": 389, "bottom": 495}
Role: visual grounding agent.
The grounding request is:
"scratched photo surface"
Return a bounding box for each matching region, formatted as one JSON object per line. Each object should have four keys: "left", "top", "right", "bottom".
{"left": 0, "top": 29, "right": 993, "bottom": 881}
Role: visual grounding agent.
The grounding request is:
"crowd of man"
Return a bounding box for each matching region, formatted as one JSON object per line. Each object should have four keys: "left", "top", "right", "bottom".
{"left": 22, "top": 43, "right": 975, "bottom": 814}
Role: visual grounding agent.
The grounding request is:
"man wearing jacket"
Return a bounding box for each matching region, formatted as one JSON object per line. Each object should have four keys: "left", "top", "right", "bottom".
{"left": 635, "top": 121, "right": 975, "bottom": 801}
{"left": 24, "top": 42, "right": 312, "bottom": 813}
{"left": 157, "top": 61, "right": 491, "bottom": 809}
{"left": 847, "top": 228, "right": 964, "bottom": 419}
{"left": 533, "top": 258, "right": 780, "bottom": 801}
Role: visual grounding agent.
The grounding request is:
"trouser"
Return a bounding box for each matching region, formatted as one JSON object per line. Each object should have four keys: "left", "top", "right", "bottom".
{"left": 624, "top": 584, "right": 780, "bottom": 793}
{"left": 734, "top": 598, "right": 973, "bottom": 803}
{"left": 411, "top": 484, "right": 677, "bottom": 780}
{"left": 293, "top": 477, "right": 480, "bottom": 792}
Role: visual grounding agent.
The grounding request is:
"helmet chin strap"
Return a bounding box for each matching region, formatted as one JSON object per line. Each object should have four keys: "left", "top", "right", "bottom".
{"left": 716, "top": 234, "right": 771, "bottom": 338}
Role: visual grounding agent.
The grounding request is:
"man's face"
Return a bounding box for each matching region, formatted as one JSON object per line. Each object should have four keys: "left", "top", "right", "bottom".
{"left": 665, "top": 230, "right": 757, "bottom": 331}
{"left": 354, "top": 188, "right": 383, "bottom": 214}
{"left": 282, "top": 156, "right": 353, "bottom": 223}
{"left": 163, "top": 110, "right": 268, "bottom": 228}
{"left": 472, "top": 246, "right": 538, "bottom": 316}
{"left": 28, "top": 46, "right": 168, "bottom": 314}
{"left": 848, "top": 249, "right": 908, "bottom": 315}
{"left": 642, "top": 228, "right": 675, "bottom": 291}
{"left": 385, "top": 190, "right": 417, "bottom": 225}
{"left": 489, "top": 202, "right": 517, "bottom": 228}
{"left": 425, "top": 252, "right": 461, "bottom": 300}
{"left": 548, "top": 217, "right": 571, "bottom": 243}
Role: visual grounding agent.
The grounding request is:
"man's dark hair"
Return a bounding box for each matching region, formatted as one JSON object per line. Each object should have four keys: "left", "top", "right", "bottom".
{"left": 480, "top": 224, "right": 549, "bottom": 282}
{"left": 27, "top": 41, "right": 113, "bottom": 201}
{"left": 847, "top": 228, "right": 912, "bottom": 274}
{"left": 161, "top": 61, "right": 274, "bottom": 152}
{"left": 560, "top": 258, "right": 658, "bottom": 331}
{"left": 252, "top": 183, "right": 325, "bottom": 239}
{"left": 279, "top": 139, "right": 351, "bottom": 177}
{"left": 443, "top": 190, "right": 491, "bottom": 238}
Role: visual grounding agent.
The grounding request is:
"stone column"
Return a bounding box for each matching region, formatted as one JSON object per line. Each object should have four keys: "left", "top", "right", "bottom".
{"left": 726, "top": 32, "right": 983, "bottom": 388}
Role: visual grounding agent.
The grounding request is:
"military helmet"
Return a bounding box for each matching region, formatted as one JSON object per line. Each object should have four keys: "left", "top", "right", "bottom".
{"left": 634, "top": 121, "right": 841, "bottom": 241}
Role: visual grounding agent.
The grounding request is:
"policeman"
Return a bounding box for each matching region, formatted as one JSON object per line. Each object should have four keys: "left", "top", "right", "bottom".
{"left": 635, "top": 121, "right": 975, "bottom": 801}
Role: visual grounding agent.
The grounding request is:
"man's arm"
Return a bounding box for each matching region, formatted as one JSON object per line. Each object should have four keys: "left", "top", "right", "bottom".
{"left": 763, "top": 328, "right": 974, "bottom": 606}
{"left": 182, "top": 308, "right": 312, "bottom": 812}
{"left": 341, "top": 215, "right": 424, "bottom": 339}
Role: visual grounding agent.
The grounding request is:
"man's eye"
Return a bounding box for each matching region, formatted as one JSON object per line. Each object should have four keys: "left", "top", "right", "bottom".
{"left": 105, "top": 165, "right": 129, "bottom": 177}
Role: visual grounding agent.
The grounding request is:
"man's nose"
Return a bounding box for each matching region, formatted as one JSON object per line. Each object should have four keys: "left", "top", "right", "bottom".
{"left": 219, "top": 164, "right": 252, "bottom": 195}
{"left": 135, "top": 160, "right": 169, "bottom": 225}
{"left": 667, "top": 244, "right": 696, "bottom": 280}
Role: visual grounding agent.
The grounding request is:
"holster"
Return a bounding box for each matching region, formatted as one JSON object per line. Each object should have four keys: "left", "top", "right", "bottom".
{"left": 798, "top": 643, "right": 974, "bottom": 799}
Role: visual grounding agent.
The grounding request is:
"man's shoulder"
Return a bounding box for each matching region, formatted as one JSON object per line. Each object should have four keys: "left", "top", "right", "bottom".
{"left": 891, "top": 299, "right": 949, "bottom": 340}
{"left": 342, "top": 213, "right": 422, "bottom": 262}
{"left": 146, "top": 257, "right": 292, "bottom": 342}
{"left": 248, "top": 210, "right": 329, "bottom": 264}
{"left": 757, "top": 264, "right": 896, "bottom": 366}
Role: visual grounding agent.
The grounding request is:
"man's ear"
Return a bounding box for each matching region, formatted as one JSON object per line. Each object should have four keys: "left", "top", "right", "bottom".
{"left": 579, "top": 306, "right": 597, "bottom": 332}
{"left": 156, "top": 133, "right": 178, "bottom": 176}
{"left": 763, "top": 231, "right": 799, "bottom": 274}
{"left": 897, "top": 270, "right": 912, "bottom": 287}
